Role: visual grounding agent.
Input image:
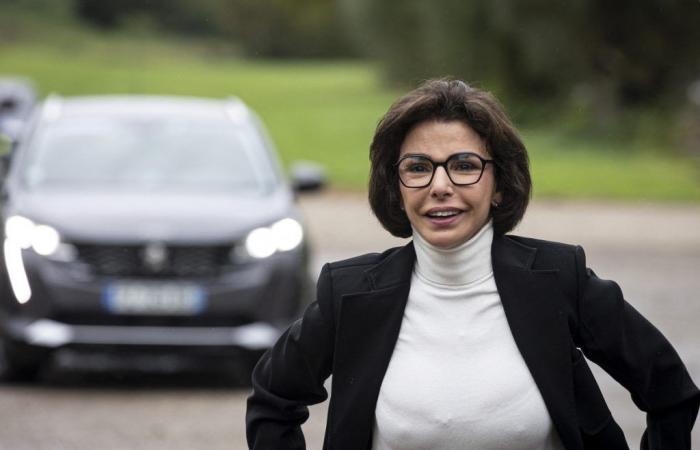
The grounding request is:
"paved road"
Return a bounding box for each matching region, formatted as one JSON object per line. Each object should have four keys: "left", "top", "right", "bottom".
{"left": 0, "top": 192, "right": 698, "bottom": 449}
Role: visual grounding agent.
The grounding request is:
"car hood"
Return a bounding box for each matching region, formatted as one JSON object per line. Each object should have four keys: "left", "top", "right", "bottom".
{"left": 6, "top": 188, "right": 299, "bottom": 244}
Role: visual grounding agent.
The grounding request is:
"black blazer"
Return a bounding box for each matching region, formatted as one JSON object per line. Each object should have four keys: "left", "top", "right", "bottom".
{"left": 247, "top": 235, "right": 699, "bottom": 450}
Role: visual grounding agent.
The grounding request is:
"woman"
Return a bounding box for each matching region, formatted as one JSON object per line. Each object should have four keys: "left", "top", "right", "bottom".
{"left": 246, "top": 79, "right": 699, "bottom": 449}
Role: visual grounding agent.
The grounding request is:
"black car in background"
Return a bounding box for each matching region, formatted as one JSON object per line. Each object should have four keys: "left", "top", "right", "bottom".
{"left": 0, "top": 95, "right": 324, "bottom": 380}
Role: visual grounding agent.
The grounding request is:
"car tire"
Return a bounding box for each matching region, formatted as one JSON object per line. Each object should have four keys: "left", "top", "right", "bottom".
{"left": 0, "top": 339, "right": 48, "bottom": 382}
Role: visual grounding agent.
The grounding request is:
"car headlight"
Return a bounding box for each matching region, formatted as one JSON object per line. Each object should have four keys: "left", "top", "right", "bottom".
{"left": 4, "top": 215, "right": 76, "bottom": 304}
{"left": 5, "top": 215, "right": 62, "bottom": 256}
{"left": 271, "top": 218, "right": 304, "bottom": 251}
{"left": 244, "top": 218, "right": 304, "bottom": 259}
{"left": 5, "top": 215, "right": 35, "bottom": 249}
{"left": 32, "top": 225, "right": 61, "bottom": 256}
{"left": 245, "top": 227, "right": 277, "bottom": 259}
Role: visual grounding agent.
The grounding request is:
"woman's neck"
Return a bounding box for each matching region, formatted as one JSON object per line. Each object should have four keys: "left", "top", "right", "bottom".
{"left": 412, "top": 221, "right": 494, "bottom": 286}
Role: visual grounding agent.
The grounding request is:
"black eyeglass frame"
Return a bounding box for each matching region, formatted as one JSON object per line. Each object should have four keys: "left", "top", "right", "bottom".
{"left": 395, "top": 151, "right": 495, "bottom": 188}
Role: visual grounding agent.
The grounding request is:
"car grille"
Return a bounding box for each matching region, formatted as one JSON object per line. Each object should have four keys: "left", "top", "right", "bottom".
{"left": 74, "top": 244, "right": 232, "bottom": 277}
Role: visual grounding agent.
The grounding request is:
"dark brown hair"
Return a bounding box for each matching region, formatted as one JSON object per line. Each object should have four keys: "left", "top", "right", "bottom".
{"left": 368, "top": 78, "right": 531, "bottom": 237}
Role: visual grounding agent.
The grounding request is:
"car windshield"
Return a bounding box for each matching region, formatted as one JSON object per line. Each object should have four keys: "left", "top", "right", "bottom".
{"left": 19, "top": 114, "right": 278, "bottom": 194}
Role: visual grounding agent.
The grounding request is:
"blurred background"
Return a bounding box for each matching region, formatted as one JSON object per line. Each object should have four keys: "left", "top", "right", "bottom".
{"left": 1, "top": 0, "right": 700, "bottom": 198}
{"left": 1, "top": 0, "right": 699, "bottom": 449}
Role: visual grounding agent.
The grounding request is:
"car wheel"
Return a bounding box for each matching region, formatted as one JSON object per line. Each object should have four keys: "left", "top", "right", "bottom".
{"left": 0, "top": 339, "right": 48, "bottom": 382}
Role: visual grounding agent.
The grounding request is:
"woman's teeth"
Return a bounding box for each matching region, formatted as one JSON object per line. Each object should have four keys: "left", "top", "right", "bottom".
{"left": 428, "top": 211, "right": 459, "bottom": 217}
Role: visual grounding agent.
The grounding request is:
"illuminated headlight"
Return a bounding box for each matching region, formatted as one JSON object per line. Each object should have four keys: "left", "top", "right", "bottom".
{"left": 3, "top": 216, "right": 76, "bottom": 304}
{"left": 244, "top": 218, "right": 304, "bottom": 259}
{"left": 32, "top": 225, "right": 61, "bottom": 256}
{"left": 271, "top": 218, "right": 304, "bottom": 251}
{"left": 4, "top": 215, "right": 64, "bottom": 257}
{"left": 245, "top": 228, "right": 277, "bottom": 259}
{"left": 5, "top": 215, "right": 35, "bottom": 249}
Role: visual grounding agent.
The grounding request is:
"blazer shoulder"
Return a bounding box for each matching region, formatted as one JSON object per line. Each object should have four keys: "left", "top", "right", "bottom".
{"left": 324, "top": 245, "right": 408, "bottom": 291}
{"left": 505, "top": 234, "right": 579, "bottom": 253}
{"left": 505, "top": 234, "right": 582, "bottom": 269}
{"left": 326, "top": 245, "right": 406, "bottom": 272}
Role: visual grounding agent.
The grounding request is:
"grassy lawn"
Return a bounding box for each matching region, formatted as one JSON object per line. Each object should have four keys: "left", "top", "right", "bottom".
{"left": 525, "top": 132, "right": 700, "bottom": 201}
{"left": 1, "top": 10, "right": 699, "bottom": 201}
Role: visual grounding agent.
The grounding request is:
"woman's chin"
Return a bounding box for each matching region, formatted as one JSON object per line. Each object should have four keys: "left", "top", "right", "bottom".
{"left": 422, "top": 231, "right": 467, "bottom": 249}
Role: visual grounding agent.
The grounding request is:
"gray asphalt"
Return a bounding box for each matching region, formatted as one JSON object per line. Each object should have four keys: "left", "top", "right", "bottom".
{"left": 0, "top": 192, "right": 698, "bottom": 449}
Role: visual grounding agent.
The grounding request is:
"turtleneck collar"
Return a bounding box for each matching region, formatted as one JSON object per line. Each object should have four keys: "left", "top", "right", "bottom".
{"left": 412, "top": 221, "right": 494, "bottom": 287}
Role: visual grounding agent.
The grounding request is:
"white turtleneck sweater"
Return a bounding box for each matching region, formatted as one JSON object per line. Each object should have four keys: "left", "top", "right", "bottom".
{"left": 371, "top": 222, "right": 564, "bottom": 450}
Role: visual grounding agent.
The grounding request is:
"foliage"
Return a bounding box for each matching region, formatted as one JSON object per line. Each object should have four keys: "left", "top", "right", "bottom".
{"left": 342, "top": 0, "right": 700, "bottom": 131}
{"left": 8, "top": 0, "right": 700, "bottom": 130}
{"left": 222, "top": 0, "right": 356, "bottom": 58}
{"left": 1, "top": 19, "right": 699, "bottom": 201}
{"left": 72, "top": 0, "right": 355, "bottom": 58}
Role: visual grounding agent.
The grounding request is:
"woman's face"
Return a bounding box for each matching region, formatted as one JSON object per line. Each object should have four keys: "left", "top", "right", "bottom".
{"left": 398, "top": 120, "right": 500, "bottom": 249}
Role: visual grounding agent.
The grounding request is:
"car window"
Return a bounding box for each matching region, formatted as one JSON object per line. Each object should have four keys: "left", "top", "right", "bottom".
{"left": 19, "top": 115, "right": 278, "bottom": 194}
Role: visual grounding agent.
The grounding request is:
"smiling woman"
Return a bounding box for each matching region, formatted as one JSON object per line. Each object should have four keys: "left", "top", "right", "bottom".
{"left": 396, "top": 121, "right": 500, "bottom": 249}
{"left": 246, "top": 79, "right": 700, "bottom": 450}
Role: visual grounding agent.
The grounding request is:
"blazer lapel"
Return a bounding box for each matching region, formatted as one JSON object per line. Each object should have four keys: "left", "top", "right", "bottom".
{"left": 329, "top": 243, "right": 415, "bottom": 449}
{"left": 492, "top": 236, "right": 581, "bottom": 450}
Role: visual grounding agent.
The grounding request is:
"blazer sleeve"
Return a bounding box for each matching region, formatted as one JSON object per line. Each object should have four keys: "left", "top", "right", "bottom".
{"left": 246, "top": 263, "right": 335, "bottom": 450}
{"left": 572, "top": 245, "right": 700, "bottom": 449}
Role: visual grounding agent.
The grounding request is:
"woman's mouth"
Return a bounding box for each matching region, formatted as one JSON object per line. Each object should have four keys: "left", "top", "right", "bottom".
{"left": 425, "top": 208, "right": 463, "bottom": 226}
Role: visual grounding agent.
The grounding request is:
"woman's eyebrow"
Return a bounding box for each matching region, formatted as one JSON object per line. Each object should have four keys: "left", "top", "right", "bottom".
{"left": 400, "top": 152, "right": 431, "bottom": 158}
{"left": 401, "top": 151, "right": 482, "bottom": 160}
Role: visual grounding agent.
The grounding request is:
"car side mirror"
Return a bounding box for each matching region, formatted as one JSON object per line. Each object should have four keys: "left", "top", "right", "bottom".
{"left": 290, "top": 161, "right": 326, "bottom": 193}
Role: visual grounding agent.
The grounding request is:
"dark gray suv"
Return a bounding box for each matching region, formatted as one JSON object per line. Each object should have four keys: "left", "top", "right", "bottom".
{"left": 0, "top": 95, "right": 323, "bottom": 380}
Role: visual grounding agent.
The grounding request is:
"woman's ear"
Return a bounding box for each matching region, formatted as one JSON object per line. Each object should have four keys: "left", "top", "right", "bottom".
{"left": 491, "top": 191, "right": 503, "bottom": 208}
{"left": 390, "top": 188, "right": 405, "bottom": 211}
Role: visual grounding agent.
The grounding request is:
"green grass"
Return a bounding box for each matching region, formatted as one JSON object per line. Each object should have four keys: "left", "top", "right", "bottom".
{"left": 1, "top": 8, "right": 699, "bottom": 201}
{"left": 524, "top": 131, "right": 700, "bottom": 201}
{"left": 0, "top": 43, "right": 395, "bottom": 188}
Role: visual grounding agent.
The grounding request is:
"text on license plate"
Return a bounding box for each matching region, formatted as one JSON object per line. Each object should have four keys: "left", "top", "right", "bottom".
{"left": 103, "top": 282, "right": 206, "bottom": 315}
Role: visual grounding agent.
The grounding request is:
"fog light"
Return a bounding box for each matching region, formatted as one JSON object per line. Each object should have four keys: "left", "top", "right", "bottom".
{"left": 25, "top": 319, "right": 73, "bottom": 347}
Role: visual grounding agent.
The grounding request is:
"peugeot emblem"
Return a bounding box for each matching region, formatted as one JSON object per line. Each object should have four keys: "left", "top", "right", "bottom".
{"left": 142, "top": 242, "right": 168, "bottom": 272}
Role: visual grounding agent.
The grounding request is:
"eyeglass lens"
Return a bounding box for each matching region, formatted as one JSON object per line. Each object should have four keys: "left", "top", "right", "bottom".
{"left": 398, "top": 153, "right": 485, "bottom": 187}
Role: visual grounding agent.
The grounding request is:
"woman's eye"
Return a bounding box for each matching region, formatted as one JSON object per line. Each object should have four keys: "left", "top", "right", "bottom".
{"left": 408, "top": 163, "right": 431, "bottom": 173}
{"left": 450, "top": 158, "right": 481, "bottom": 172}
{"left": 453, "top": 162, "right": 476, "bottom": 171}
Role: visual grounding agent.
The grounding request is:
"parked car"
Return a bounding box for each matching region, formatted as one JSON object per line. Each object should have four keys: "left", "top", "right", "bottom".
{"left": 0, "top": 95, "right": 324, "bottom": 380}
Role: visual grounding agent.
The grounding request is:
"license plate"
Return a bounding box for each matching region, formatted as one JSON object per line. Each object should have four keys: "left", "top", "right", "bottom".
{"left": 103, "top": 282, "right": 206, "bottom": 315}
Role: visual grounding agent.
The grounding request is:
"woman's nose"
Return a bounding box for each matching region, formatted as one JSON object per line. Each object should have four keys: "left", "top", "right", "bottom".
{"left": 430, "top": 166, "right": 453, "bottom": 197}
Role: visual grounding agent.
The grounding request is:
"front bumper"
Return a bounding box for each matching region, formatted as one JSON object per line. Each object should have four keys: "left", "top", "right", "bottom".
{"left": 3, "top": 317, "right": 283, "bottom": 349}
{"left": 0, "top": 245, "right": 310, "bottom": 351}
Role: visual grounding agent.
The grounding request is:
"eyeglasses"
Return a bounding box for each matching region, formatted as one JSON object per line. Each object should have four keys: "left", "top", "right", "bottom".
{"left": 395, "top": 152, "right": 494, "bottom": 188}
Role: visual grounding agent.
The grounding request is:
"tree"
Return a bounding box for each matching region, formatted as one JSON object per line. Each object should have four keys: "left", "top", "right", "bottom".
{"left": 73, "top": 0, "right": 356, "bottom": 58}
{"left": 343, "top": 0, "right": 700, "bottom": 114}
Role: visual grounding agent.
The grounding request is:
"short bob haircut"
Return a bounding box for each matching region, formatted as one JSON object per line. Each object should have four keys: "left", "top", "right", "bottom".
{"left": 369, "top": 78, "right": 531, "bottom": 237}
